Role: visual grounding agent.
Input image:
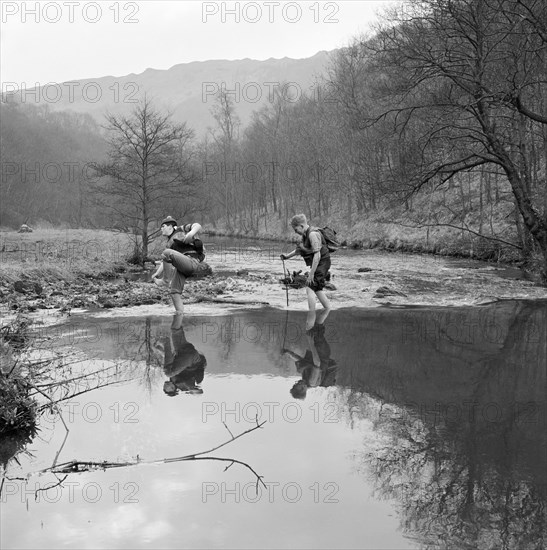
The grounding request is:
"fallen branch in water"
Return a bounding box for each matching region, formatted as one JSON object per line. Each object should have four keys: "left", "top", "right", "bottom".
{"left": 23, "top": 417, "right": 267, "bottom": 494}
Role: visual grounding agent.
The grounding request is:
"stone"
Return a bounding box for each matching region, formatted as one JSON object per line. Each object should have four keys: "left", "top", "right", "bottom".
{"left": 373, "top": 286, "right": 407, "bottom": 297}
{"left": 13, "top": 281, "right": 42, "bottom": 295}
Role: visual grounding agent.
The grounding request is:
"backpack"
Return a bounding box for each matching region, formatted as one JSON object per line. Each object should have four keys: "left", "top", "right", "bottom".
{"left": 318, "top": 226, "right": 341, "bottom": 253}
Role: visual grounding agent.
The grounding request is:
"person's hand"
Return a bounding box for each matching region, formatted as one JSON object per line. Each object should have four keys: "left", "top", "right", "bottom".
{"left": 152, "top": 339, "right": 165, "bottom": 354}
{"left": 153, "top": 277, "right": 166, "bottom": 288}
{"left": 280, "top": 254, "right": 287, "bottom": 261}
{"left": 306, "top": 272, "right": 315, "bottom": 287}
{"left": 182, "top": 234, "right": 193, "bottom": 244}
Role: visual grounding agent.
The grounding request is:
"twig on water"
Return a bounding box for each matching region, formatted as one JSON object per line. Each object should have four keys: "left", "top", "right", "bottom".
{"left": 27, "top": 418, "right": 267, "bottom": 491}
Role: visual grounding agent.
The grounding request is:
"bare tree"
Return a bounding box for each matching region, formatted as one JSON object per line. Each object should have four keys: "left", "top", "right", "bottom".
{"left": 207, "top": 90, "right": 241, "bottom": 229}
{"left": 92, "top": 97, "right": 195, "bottom": 262}
{"left": 364, "top": 0, "right": 547, "bottom": 276}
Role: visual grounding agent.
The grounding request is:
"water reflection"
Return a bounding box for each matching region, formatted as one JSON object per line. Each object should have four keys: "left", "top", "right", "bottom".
{"left": 156, "top": 314, "right": 207, "bottom": 396}
{"left": 336, "top": 300, "right": 547, "bottom": 550}
{"left": 3, "top": 300, "right": 545, "bottom": 549}
{"left": 283, "top": 309, "right": 338, "bottom": 399}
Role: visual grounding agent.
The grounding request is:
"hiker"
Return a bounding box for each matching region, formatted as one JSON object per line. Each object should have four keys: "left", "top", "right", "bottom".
{"left": 280, "top": 213, "right": 331, "bottom": 311}
{"left": 156, "top": 314, "right": 207, "bottom": 396}
{"left": 283, "top": 309, "right": 337, "bottom": 399}
{"left": 152, "top": 215, "right": 205, "bottom": 313}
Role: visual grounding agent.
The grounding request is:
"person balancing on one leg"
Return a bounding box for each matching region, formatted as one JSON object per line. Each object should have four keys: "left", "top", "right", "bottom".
{"left": 280, "top": 213, "right": 331, "bottom": 311}
{"left": 152, "top": 216, "right": 205, "bottom": 314}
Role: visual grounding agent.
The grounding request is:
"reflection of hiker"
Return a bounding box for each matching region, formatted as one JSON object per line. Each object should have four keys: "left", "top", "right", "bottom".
{"left": 283, "top": 310, "right": 337, "bottom": 399}
{"left": 156, "top": 314, "right": 207, "bottom": 396}
{"left": 280, "top": 213, "right": 331, "bottom": 311}
{"left": 152, "top": 216, "right": 206, "bottom": 314}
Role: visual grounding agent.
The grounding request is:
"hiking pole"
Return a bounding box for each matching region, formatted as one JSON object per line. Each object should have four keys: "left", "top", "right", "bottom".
{"left": 281, "top": 307, "right": 289, "bottom": 353}
{"left": 282, "top": 257, "right": 289, "bottom": 307}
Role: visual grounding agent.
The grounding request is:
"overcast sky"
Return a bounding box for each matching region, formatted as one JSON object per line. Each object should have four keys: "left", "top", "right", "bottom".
{"left": 1, "top": 1, "right": 398, "bottom": 87}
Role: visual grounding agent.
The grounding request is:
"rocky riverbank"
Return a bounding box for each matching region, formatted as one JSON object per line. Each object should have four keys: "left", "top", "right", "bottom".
{"left": 2, "top": 248, "right": 547, "bottom": 323}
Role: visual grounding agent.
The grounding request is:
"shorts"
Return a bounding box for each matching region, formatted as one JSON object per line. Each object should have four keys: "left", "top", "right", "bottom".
{"left": 161, "top": 249, "right": 200, "bottom": 294}
{"left": 309, "top": 257, "right": 331, "bottom": 292}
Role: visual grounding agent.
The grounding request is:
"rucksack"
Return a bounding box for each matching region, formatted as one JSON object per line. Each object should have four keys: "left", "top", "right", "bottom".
{"left": 318, "top": 226, "right": 341, "bottom": 253}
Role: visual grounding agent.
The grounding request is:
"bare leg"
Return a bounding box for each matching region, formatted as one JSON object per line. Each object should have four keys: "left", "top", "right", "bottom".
{"left": 316, "top": 307, "right": 331, "bottom": 325}
{"left": 305, "top": 287, "right": 316, "bottom": 311}
{"left": 306, "top": 309, "right": 317, "bottom": 331}
{"left": 171, "top": 312, "right": 184, "bottom": 329}
{"left": 171, "top": 293, "right": 184, "bottom": 314}
{"left": 315, "top": 290, "right": 330, "bottom": 310}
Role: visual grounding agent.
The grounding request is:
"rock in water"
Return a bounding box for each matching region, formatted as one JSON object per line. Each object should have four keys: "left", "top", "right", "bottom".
{"left": 374, "top": 286, "right": 407, "bottom": 298}
{"left": 13, "top": 281, "right": 42, "bottom": 295}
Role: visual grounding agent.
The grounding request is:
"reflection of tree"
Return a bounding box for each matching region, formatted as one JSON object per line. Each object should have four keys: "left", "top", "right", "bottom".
{"left": 109, "top": 316, "right": 169, "bottom": 394}
{"left": 345, "top": 302, "right": 547, "bottom": 549}
{"left": 135, "top": 317, "right": 165, "bottom": 393}
{"left": 0, "top": 316, "right": 144, "bottom": 475}
{"left": 198, "top": 312, "right": 294, "bottom": 375}
{"left": 1, "top": 315, "right": 267, "bottom": 499}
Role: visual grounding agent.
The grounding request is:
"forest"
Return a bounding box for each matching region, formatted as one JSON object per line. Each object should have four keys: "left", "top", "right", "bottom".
{"left": 1, "top": 0, "right": 546, "bottom": 277}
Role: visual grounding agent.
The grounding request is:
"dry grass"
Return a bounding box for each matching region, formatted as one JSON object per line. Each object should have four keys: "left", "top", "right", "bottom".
{"left": 205, "top": 180, "right": 526, "bottom": 265}
{"left": 0, "top": 229, "right": 133, "bottom": 282}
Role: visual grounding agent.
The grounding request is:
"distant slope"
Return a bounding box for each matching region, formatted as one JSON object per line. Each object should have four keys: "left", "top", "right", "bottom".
{"left": 5, "top": 52, "right": 334, "bottom": 136}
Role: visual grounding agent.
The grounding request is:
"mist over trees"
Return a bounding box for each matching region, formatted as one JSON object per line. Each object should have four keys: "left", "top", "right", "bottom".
{"left": 2, "top": 0, "right": 546, "bottom": 275}
{"left": 0, "top": 102, "right": 107, "bottom": 227}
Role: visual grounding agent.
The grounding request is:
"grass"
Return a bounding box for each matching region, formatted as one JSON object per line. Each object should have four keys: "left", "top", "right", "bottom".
{"left": 0, "top": 228, "right": 135, "bottom": 283}
{"left": 1, "top": 190, "right": 544, "bottom": 283}
{"left": 0, "top": 317, "right": 39, "bottom": 445}
{"left": 204, "top": 178, "right": 537, "bottom": 269}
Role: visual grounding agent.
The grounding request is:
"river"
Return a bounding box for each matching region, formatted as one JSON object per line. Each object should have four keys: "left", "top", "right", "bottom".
{"left": 1, "top": 240, "right": 546, "bottom": 549}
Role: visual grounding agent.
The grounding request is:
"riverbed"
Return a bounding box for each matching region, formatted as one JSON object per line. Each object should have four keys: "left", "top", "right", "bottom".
{"left": 1, "top": 240, "right": 546, "bottom": 549}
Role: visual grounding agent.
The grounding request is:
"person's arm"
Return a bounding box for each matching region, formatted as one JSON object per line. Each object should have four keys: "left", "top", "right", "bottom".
{"left": 280, "top": 249, "right": 298, "bottom": 260}
{"left": 152, "top": 261, "right": 164, "bottom": 279}
{"left": 183, "top": 223, "right": 202, "bottom": 243}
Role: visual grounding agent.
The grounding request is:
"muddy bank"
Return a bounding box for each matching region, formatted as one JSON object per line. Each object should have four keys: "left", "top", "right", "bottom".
{"left": 0, "top": 267, "right": 270, "bottom": 314}
{"left": 2, "top": 247, "right": 547, "bottom": 322}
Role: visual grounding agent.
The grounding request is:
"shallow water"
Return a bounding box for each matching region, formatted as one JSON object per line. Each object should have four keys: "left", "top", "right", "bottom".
{"left": 2, "top": 300, "right": 546, "bottom": 549}
{"left": 105, "top": 236, "right": 547, "bottom": 318}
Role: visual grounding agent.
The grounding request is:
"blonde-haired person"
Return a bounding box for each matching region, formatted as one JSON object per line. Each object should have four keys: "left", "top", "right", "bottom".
{"left": 280, "top": 213, "right": 331, "bottom": 311}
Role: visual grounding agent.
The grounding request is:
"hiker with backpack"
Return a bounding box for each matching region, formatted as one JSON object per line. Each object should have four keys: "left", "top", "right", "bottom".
{"left": 152, "top": 215, "right": 206, "bottom": 314}
{"left": 280, "top": 213, "right": 333, "bottom": 311}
